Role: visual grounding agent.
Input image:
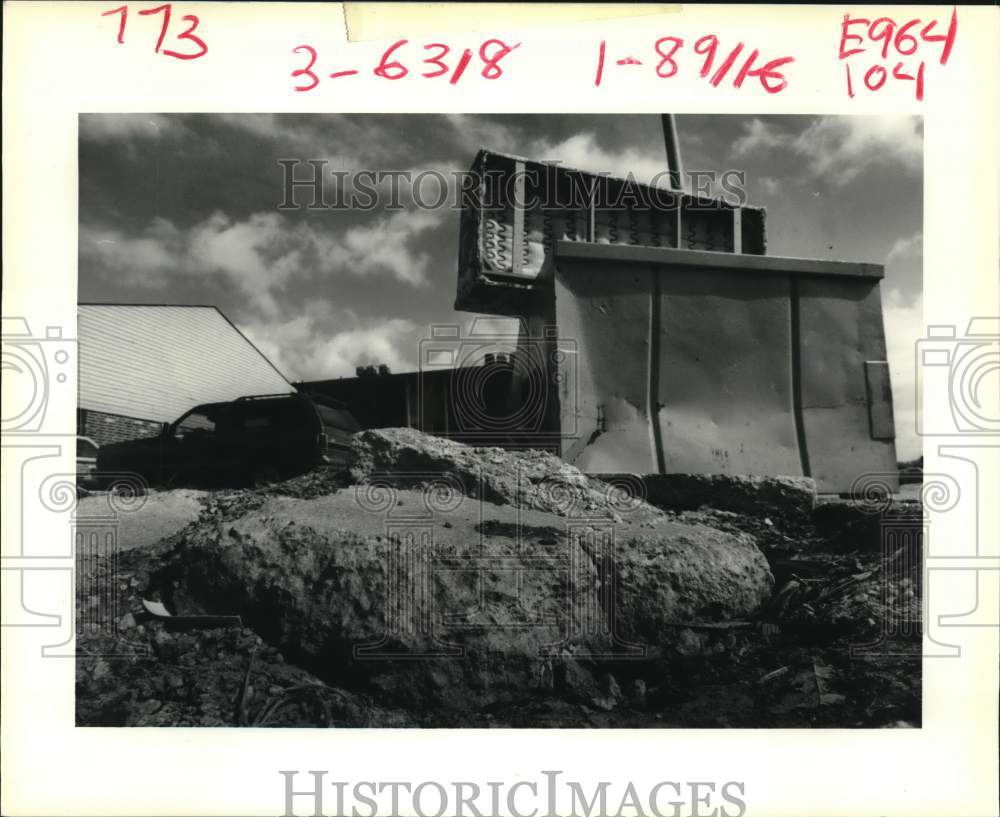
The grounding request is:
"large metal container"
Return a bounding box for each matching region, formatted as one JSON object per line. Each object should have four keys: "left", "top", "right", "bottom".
{"left": 524, "top": 242, "right": 897, "bottom": 493}
{"left": 453, "top": 151, "right": 897, "bottom": 492}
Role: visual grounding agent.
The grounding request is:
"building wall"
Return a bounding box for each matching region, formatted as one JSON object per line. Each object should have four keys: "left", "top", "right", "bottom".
{"left": 77, "top": 408, "right": 164, "bottom": 447}
{"left": 299, "top": 362, "right": 556, "bottom": 452}
{"left": 78, "top": 304, "right": 293, "bottom": 424}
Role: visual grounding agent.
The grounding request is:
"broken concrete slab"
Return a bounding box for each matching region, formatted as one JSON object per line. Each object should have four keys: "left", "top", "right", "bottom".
{"left": 599, "top": 473, "right": 817, "bottom": 520}
{"left": 812, "top": 495, "right": 922, "bottom": 551}
{"left": 137, "top": 487, "right": 772, "bottom": 716}
{"left": 350, "top": 427, "right": 658, "bottom": 520}
{"left": 75, "top": 488, "right": 208, "bottom": 552}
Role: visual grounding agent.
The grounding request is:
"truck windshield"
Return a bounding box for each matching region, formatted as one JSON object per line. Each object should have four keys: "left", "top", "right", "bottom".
{"left": 316, "top": 404, "right": 361, "bottom": 432}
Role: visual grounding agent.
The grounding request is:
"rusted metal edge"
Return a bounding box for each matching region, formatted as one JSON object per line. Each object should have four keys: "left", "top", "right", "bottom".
{"left": 556, "top": 241, "right": 885, "bottom": 280}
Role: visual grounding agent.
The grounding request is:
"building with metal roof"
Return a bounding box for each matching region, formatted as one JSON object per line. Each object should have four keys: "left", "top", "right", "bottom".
{"left": 77, "top": 304, "right": 294, "bottom": 446}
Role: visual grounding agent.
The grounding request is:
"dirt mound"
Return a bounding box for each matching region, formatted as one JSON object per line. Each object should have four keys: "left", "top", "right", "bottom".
{"left": 627, "top": 473, "right": 817, "bottom": 520}
{"left": 76, "top": 430, "right": 921, "bottom": 727}
{"left": 349, "top": 427, "right": 656, "bottom": 519}
{"left": 135, "top": 487, "right": 771, "bottom": 717}
{"left": 265, "top": 467, "right": 351, "bottom": 500}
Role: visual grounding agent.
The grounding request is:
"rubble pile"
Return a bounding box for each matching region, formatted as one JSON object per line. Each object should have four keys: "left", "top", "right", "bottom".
{"left": 76, "top": 627, "right": 378, "bottom": 727}
{"left": 349, "top": 427, "right": 647, "bottom": 518}
{"left": 76, "top": 429, "right": 922, "bottom": 728}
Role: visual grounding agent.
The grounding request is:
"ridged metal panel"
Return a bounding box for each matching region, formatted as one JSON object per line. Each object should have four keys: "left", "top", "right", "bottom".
{"left": 796, "top": 277, "right": 898, "bottom": 491}
{"left": 78, "top": 305, "right": 293, "bottom": 423}
{"left": 546, "top": 263, "right": 659, "bottom": 474}
{"left": 654, "top": 267, "right": 803, "bottom": 476}
{"left": 545, "top": 243, "right": 897, "bottom": 494}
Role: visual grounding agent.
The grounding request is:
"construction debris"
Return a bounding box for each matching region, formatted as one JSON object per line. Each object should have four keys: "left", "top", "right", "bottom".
{"left": 76, "top": 429, "right": 922, "bottom": 728}
{"left": 349, "top": 427, "right": 656, "bottom": 518}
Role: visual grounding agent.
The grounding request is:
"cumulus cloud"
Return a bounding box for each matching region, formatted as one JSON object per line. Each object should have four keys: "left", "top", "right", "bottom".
{"left": 448, "top": 116, "right": 675, "bottom": 188}
{"left": 79, "top": 114, "right": 192, "bottom": 142}
{"left": 733, "top": 116, "right": 922, "bottom": 185}
{"left": 758, "top": 176, "right": 782, "bottom": 195}
{"left": 81, "top": 208, "right": 443, "bottom": 316}
{"left": 732, "top": 118, "right": 787, "bottom": 155}
{"left": 79, "top": 218, "right": 180, "bottom": 286}
{"left": 444, "top": 114, "right": 520, "bottom": 155}
{"left": 886, "top": 231, "right": 922, "bottom": 266}
{"left": 527, "top": 132, "right": 672, "bottom": 187}
{"left": 317, "top": 210, "right": 443, "bottom": 287}
{"left": 241, "top": 313, "right": 418, "bottom": 381}
{"left": 241, "top": 309, "right": 533, "bottom": 382}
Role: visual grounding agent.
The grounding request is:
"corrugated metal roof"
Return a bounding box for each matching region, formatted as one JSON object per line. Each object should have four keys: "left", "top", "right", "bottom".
{"left": 78, "top": 305, "right": 294, "bottom": 423}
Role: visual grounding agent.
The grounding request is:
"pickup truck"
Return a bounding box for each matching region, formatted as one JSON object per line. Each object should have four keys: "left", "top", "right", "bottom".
{"left": 96, "top": 392, "right": 360, "bottom": 488}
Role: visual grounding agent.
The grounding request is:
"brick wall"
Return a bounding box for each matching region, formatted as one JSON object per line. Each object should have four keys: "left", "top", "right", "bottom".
{"left": 78, "top": 408, "right": 165, "bottom": 447}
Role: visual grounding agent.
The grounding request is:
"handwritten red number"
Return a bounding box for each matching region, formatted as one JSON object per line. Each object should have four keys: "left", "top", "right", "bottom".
{"left": 422, "top": 43, "right": 450, "bottom": 77}
{"left": 375, "top": 39, "right": 409, "bottom": 79}
{"left": 102, "top": 3, "right": 206, "bottom": 60}
{"left": 137, "top": 4, "right": 171, "bottom": 53}
{"left": 102, "top": 5, "right": 128, "bottom": 43}
{"left": 868, "top": 17, "right": 895, "bottom": 60}
{"left": 864, "top": 64, "right": 887, "bottom": 91}
{"left": 920, "top": 8, "right": 958, "bottom": 65}
{"left": 693, "top": 35, "right": 719, "bottom": 78}
{"left": 450, "top": 49, "right": 473, "bottom": 84}
{"left": 654, "top": 37, "right": 683, "bottom": 78}
{"left": 291, "top": 45, "right": 319, "bottom": 92}
{"left": 479, "top": 39, "right": 519, "bottom": 79}
{"left": 162, "top": 14, "right": 207, "bottom": 59}
{"left": 892, "top": 61, "right": 925, "bottom": 101}
{"left": 893, "top": 19, "right": 920, "bottom": 56}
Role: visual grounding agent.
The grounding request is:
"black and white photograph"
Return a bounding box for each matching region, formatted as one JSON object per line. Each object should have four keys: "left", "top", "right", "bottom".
{"left": 4, "top": 4, "right": 999, "bottom": 816}
{"left": 74, "top": 112, "right": 925, "bottom": 729}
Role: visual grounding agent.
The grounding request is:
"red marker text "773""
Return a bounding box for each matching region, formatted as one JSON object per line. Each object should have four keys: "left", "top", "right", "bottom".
{"left": 101, "top": 4, "right": 208, "bottom": 60}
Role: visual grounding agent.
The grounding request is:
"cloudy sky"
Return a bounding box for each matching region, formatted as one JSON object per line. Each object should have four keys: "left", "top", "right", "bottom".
{"left": 79, "top": 113, "right": 923, "bottom": 458}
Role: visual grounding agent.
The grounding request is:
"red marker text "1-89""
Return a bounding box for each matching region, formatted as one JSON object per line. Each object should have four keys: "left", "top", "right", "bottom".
{"left": 596, "top": 35, "right": 795, "bottom": 94}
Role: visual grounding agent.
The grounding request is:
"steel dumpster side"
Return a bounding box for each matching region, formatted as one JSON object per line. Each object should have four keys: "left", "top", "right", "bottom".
{"left": 537, "top": 242, "right": 898, "bottom": 494}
